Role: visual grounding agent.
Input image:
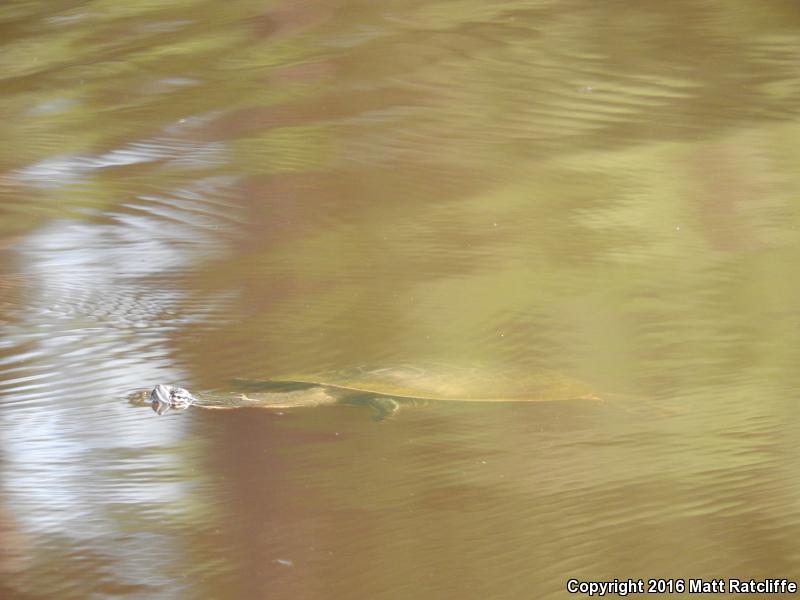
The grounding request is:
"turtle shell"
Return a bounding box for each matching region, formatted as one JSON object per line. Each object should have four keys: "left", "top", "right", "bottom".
{"left": 268, "top": 363, "right": 597, "bottom": 402}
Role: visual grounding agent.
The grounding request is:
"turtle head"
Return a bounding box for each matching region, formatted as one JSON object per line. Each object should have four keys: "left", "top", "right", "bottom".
{"left": 150, "top": 384, "right": 196, "bottom": 415}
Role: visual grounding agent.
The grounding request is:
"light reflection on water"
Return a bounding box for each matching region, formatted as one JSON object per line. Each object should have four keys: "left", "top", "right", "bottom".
{"left": 0, "top": 182, "right": 239, "bottom": 598}
{"left": 2, "top": 1, "right": 800, "bottom": 599}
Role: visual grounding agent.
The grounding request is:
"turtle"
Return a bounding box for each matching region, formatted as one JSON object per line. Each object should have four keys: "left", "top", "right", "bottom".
{"left": 136, "top": 363, "right": 601, "bottom": 420}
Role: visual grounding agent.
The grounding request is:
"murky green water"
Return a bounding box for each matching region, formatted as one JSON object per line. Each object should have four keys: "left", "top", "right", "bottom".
{"left": 3, "top": 1, "right": 800, "bottom": 598}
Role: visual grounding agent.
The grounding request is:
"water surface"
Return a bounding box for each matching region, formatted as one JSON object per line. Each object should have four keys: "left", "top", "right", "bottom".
{"left": 2, "top": 1, "right": 800, "bottom": 598}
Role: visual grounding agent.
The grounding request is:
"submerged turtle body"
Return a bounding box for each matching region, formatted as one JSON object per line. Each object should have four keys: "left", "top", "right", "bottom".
{"left": 144, "top": 364, "right": 598, "bottom": 417}
{"left": 266, "top": 363, "right": 597, "bottom": 403}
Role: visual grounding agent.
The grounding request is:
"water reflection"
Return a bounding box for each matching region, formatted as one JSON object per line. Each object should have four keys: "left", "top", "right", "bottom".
{"left": 0, "top": 175, "right": 240, "bottom": 598}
